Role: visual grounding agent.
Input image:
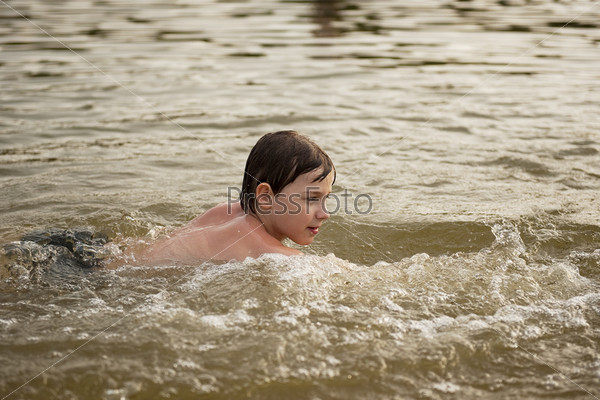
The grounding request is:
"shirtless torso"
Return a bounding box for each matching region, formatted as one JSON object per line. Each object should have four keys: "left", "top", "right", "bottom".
{"left": 110, "top": 202, "right": 301, "bottom": 267}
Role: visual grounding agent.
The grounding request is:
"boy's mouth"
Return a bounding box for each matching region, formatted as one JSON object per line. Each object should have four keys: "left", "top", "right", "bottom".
{"left": 308, "top": 226, "right": 319, "bottom": 235}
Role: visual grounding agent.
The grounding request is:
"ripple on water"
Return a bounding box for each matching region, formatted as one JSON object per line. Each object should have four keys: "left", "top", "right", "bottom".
{"left": 1, "top": 222, "right": 599, "bottom": 398}
{"left": 1, "top": 0, "right": 600, "bottom": 397}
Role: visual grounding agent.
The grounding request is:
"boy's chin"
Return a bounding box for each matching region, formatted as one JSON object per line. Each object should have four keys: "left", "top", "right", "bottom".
{"left": 292, "top": 237, "right": 314, "bottom": 246}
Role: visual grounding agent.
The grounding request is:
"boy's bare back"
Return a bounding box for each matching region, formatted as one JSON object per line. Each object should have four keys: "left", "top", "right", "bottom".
{"left": 122, "top": 202, "right": 300, "bottom": 266}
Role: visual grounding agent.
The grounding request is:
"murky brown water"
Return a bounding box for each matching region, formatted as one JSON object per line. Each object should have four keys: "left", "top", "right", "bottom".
{"left": 1, "top": 0, "right": 600, "bottom": 398}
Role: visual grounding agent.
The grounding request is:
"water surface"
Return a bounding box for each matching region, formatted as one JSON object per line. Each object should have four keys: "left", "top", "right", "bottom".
{"left": 1, "top": 0, "right": 600, "bottom": 398}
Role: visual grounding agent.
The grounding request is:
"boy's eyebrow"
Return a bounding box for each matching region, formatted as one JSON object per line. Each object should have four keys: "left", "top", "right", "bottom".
{"left": 304, "top": 188, "right": 331, "bottom": 196}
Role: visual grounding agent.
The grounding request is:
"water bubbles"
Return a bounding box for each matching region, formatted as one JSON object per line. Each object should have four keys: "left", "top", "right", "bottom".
{"left": 103, "top": 382, "right": 143, "bottom": 400}
{"left": 1, "top": 221, "right": 598, "bottom": 399}
{"left": 491, "top": 221, "right": 527, "bottom": 257}
{"left": 173, "top": 358, "right": 201, "bottom": 371}
{"left": 432, "top": 380, "right": 461, "bottom": 393}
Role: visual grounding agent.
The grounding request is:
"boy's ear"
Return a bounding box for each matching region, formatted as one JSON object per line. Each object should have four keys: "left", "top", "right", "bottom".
{"left": 255, "top": 183, "right": 273, "bottom": 212}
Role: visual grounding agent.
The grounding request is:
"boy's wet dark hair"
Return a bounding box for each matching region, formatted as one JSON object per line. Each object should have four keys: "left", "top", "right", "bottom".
{"left": 240, "top": 130, "right": 335, "bottom": 215}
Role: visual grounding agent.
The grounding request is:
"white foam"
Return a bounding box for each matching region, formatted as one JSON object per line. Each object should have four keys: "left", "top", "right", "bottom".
{"left": 432, "top": 381, "right": 461, "bottom": 393}
{"left": 199, "top": 309, "right": 254, "bottom": 330}
{"left": 173, "top": 358, "right": 201, "bottom": 371}
{"left": 0, "top": 318, "right": 17, "bottom": 329}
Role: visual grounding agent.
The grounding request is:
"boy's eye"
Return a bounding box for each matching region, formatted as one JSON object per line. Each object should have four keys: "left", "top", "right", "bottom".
{"left": 325, "top": 195, "right": 337, "bottom": 210}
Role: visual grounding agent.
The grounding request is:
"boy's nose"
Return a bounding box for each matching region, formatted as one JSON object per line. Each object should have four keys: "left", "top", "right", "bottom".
{"left": 317, "top": 206, "right": 330, "bottom": 220}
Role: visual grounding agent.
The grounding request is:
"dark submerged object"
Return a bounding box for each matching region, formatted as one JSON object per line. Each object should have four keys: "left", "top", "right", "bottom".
{"left": 1, "top": 228, "right": 111, "bottom": 284}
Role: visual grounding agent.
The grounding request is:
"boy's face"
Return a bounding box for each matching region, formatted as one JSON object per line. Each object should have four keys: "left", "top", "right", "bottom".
{"left": 260, "top": 168, "right": 334, "bottom": 245}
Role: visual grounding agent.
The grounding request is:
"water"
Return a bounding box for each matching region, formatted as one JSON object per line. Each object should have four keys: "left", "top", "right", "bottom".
{"left": 1, "top": 0, "right": 600, "bottom": 398}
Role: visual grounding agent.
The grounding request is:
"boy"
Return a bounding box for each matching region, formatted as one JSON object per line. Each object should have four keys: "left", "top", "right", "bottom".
{"left": 113, "top": 130, "right": 335, "bottom": 266}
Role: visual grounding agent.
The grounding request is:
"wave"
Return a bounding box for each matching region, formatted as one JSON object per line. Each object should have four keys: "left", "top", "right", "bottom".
{"left": 1, "top": 221, "right": 599, "bottom": 399}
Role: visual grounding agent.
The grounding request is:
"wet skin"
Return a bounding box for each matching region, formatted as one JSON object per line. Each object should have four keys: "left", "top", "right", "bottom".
{"left": 111, "top": 169, "right": 333, "bottom": 266}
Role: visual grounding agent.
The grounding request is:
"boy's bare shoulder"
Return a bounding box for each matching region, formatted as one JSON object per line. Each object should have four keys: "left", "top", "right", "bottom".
{"left": 206, "top": 213, "right": 303, "bottom": 259}
{"left": 188, "top": 202, "right": 242, "bottom": 228}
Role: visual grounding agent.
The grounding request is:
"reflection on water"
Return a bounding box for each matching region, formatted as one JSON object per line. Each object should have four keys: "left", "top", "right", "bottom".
{"left": 310, "top": 0, "right": 345, "bottom": 37}
{"left": 1, "top": 0, "right": 600, "bottom": 398}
